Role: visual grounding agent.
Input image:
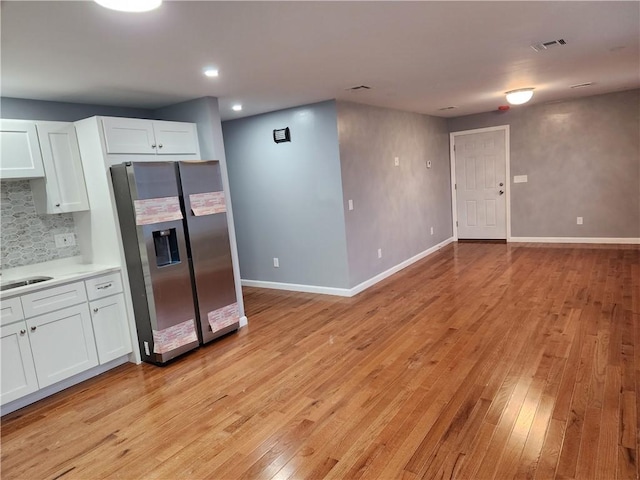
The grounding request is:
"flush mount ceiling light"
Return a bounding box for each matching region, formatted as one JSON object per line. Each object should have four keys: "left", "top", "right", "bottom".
{"left": 95, "top": 0, "right": 162, "bottom": 12}
{"left": 232, "top": 104, "right": 242, "bottom": 112}
{"left": 203, "top": 68, "right": 219, "bottom": 78}
{"left": 505, "top": 88, "right": 535, "bottom": 105}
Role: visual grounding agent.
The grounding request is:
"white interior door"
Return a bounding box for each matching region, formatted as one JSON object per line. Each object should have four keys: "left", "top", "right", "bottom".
{"left": 453, "top": 129, "right": 507, "bottom": 239}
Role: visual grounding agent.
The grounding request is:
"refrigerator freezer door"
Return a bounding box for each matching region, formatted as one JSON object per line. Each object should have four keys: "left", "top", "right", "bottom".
{"left": 178, "top": 161, "right": 238, "bottom": 343}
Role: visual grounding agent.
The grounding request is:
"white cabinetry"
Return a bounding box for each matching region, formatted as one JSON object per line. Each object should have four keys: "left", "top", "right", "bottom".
{"left": 90, "top": 294, "right": 131, "bottom": 364}
{"left": 0, "top": 270, "right": 132, "bottom": 409}
{"left": 85, "top": 272, "right": 131, "bottom": 364}
{"left": 0, "top": 120, "right": 45, "bottom": 178}
{"left": 102, "top": 117, "right": 199, "bottom": 156}
{"left": 31, "top": 122, "right": 89, "bottom": 214}
{"left": 1, "top": 322, "right": 39, "bottom": 405}
{"left": 27, "top": 304, "right": 97, "bottom": 388}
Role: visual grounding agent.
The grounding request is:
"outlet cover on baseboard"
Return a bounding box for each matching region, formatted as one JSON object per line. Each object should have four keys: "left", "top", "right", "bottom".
{"left": 273, "top": 257, "right": 280, "bottom": 268}
{"left": 577, "top": 217, "right": 583, "bottom": 225}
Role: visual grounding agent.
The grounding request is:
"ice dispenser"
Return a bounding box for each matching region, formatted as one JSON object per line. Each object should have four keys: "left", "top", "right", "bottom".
{"left": 153, "top": 228, "right": 180, "bottom": 267}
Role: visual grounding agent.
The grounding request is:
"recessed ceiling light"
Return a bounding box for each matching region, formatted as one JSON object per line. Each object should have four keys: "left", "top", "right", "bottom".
{"left": 95, "top": 0, "right": 162, "bottom": 12}
{"left": 232, "top": 105, "right": 242, "bottom": 112}
{"left": 203, "top": 68, "right": 219, "bottom": 78}
{"left": 505, "top": 88, "right": 535, "bottom": 105}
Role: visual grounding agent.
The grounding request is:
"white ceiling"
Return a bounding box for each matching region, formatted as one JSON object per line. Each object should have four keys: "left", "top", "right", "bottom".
{"left": 1, "top": 1, "right": 639, "bottom": 121}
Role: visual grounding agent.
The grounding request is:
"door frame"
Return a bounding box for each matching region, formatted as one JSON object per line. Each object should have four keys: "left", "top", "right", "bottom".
{"left": 449, "top": 125, "right": 511, "bottom": 241}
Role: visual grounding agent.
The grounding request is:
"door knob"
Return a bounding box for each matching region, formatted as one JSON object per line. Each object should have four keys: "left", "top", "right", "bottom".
{"left": 499, "top": 182, "right": 504, "bottom": 187}
{"left": 499, "top": 190, "right": 504, "bottom": 195}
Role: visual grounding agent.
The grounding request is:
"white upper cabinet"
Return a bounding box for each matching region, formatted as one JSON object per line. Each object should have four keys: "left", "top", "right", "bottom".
{"left": 0, "top": 119, "right": 45, "bottom": 179}
{"left": 151, "top": 121, "right": 199, "bottom": 155}
{"left": 102, "top": 117, "right": 199, "bottom": 156}
{"left": 31, "top": 122, "right": 90, "bottom": 214}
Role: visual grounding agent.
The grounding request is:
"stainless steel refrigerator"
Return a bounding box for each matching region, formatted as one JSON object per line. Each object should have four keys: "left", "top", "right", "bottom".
{"left": 111, "top": 161, "right": 239, "bottom": 365}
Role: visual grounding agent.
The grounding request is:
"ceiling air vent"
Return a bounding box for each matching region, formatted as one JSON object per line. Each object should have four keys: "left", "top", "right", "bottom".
{"left": 570, "top": 82, "right": 594, "bottom": 89}
{"left": 438, "top": 106, "right": 457, "bottom": 111}
{"left": 530, "top": 38, "right": 567, "bottom": 52}
{"left": 347, "top": 85, "right": 372, "bottom": 91}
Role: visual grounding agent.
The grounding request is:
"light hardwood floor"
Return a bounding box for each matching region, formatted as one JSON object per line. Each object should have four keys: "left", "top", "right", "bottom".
{"left": 1, "top": 242, "right": 638, "bottom": 479}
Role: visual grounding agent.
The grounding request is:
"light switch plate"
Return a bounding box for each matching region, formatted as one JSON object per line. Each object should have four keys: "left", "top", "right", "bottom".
{"left": 513, "top": 175, "right": 528, "bottom": 183}
{"left": 394, "top": 157, "right": 400, "bottom": 167}
{"left": 348, "top": 199, "right": 354, "bottom": 211}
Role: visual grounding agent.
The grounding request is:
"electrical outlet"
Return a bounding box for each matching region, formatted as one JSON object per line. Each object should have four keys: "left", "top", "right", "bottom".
{"left": 577, "top": 217, "right": 583, "bottom": 225}
{"left": 394, "top": 157, "right": 400, "bottom": 167}
{"left": 144, "top": 341, "right": 150, "bottom": 356}
{"left": 273, "top": 257, "right": 279, "bottom": 268}
{"left": 348, "top": 199, "right": 354, "bottom": 211}
{"left": 54, "top": 233, "right": 76, "bottom": 248}
{"left": 377, "top": 248, "right": 382, "bottom": 259}
{"left": 430, "top": 226, "right": 434, "bottom": 235}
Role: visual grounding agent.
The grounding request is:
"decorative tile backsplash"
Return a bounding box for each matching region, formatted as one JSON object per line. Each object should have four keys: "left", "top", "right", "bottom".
{"left": 1, "top": 180, "right": 81, "bottom": 269}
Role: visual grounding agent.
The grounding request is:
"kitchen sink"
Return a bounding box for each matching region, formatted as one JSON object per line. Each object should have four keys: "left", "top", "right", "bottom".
{"left": 1, "top": 276, "right": 53, "bottom": 291}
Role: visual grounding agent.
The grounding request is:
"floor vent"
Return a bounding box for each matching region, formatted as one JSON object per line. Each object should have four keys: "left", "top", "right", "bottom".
{"left": 531, "top": 38, "right": 567, "bottom": 52}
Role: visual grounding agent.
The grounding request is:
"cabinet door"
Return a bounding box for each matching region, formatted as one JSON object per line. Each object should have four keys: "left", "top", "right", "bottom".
{"left": 27, "top": 304, "right": 98, "bottom": 388}
{"left": 89, "top": 294, "right": 132, "bottom": 364}
{"left": 0, "top": 120, "right": 45, "bottom": 179}
{"left": 102, "top": 117, "right": 156, "bottom": 155}
{"left": 32, "top": 122, "right": 89, "bottom": 213}
{"left": 152, "top": 121, "right": 199, "bottom": 155}
{"left": 1, "top": 322, "right": 39, "bottom": 405}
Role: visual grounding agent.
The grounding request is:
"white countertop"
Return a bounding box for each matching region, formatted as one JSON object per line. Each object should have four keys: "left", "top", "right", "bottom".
{"left": 1, "top": 256, "right": 121, "bottom": 299}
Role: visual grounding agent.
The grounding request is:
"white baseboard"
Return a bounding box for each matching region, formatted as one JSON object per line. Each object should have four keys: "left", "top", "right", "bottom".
{"left": 241, "top": 237, "right": 454, "bottom": 298}
{"left": 349, "top": 237, "right": 454, "bottom": 296}
{"left": 240, "top": 279, "right": 352, "bottom": 297}
{"left": 509, "top": 237, "right": 640, "bottom": 244}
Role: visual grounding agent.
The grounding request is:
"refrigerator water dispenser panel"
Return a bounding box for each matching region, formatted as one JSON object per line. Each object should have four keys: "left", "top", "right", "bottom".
{"left": 153, "top": 228, "right": 180, "bottom": 267}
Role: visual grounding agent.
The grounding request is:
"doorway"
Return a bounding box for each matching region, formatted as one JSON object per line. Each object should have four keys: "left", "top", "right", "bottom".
{"left": 450, "top": 126, "right": 510, "bottom": 240}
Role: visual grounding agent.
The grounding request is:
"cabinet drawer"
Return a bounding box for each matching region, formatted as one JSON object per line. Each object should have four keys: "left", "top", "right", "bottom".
{"left": 1, "top": 297, "right": 24, "bottom": 326}
{"left": 85, "top": 272, "right": 123, "bottom": 301}
{"left": 21, "top": 282, "right": 87, "bottom": 318}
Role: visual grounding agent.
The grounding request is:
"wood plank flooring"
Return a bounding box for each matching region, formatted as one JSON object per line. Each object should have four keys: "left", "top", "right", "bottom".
{"left": 1, "top": 242, "right": 638, "bottom": 479}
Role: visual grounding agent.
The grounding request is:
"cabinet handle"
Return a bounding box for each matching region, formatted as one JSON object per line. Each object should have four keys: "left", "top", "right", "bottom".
{"left": 97, "top": 283, "right": 113, "bottom": 290}
{"left": 151, "top": 144, "right": 157, "bottom": 148}
{"left": 20, "top": 329, "right": 26, "bottom": 335}
{"left": 93, "top": 308, "right": 99, "bottom": 313}
{"left": 30, "top": 326, "right": 37, "bottom": 332}
{"left": 158, "top": 143, "right": 163, "bottom": 149}
{"left": 55, "top": 203, "right": 61, "bottom": 207}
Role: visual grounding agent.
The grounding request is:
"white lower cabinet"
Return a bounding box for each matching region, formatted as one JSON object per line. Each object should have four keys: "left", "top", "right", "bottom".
{"left": 0, "top": 322, "right": 39, "bottom": 404}
{"left": 27, "top": 304, "right": 98, "bottom": 388}
{"left": 0, "top": 270, "right": 132, "bottom": 409}
{"left": 90, "top": 294, "right": 132, "bottom": 364}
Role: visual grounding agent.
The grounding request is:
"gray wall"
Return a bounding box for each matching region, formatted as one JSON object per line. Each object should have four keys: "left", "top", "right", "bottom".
{"left": 336, "top": 101, "right": 452, "bottom": 287}
{"left": 222, "top": 100, "right": 350, "bottom": 288}
{"left": 448, "top": 89, "right": 640, "bottom": 238}
{"left": 1, "top": 97, "right": 153, "bottom": 121}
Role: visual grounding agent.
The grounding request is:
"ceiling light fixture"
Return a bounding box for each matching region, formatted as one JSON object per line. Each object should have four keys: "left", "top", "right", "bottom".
{"left": 232, "top": 104, "right": 242, "bottom": 112}
{"left": 95, "top": 0, "right": 162, "bottom": 12}
{"left": 505, "top": 88, "right": 535, "bottom": 105}
{"left": 203, "top": 68, "right": 219, "bottom": 78}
